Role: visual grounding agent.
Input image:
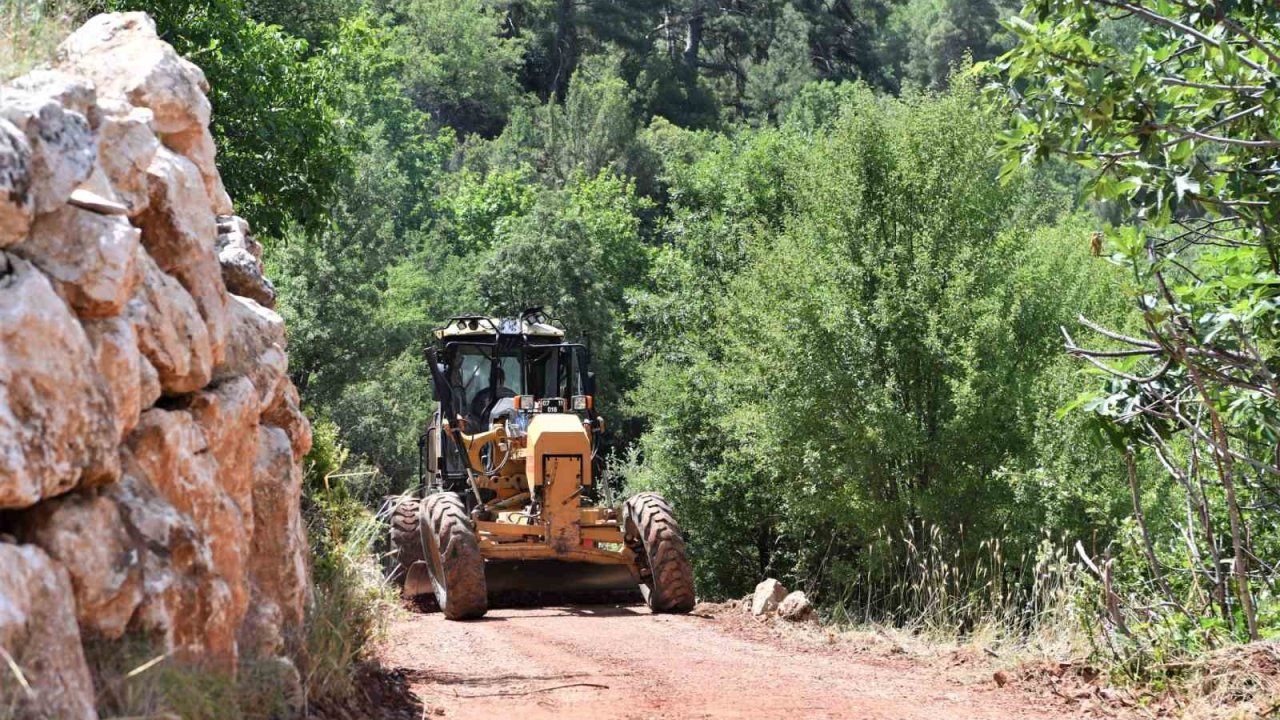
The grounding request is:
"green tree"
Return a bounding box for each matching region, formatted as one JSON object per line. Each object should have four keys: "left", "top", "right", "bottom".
{"left": 382, "top": 0, "right": 526, "bottom": 136}
{"left": 992, "top": 0, "right": 1280, "bottom": 641}
{"left": 98, "top": 0, "right": 349, "bottom": 237}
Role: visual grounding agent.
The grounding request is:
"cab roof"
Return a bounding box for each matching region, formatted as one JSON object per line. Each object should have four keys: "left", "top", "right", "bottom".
{"left": 433, "top": 315, "right": 566, "bottom": 340}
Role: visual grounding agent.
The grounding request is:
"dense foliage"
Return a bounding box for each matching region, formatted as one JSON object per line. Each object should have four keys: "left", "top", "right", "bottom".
{"left": 992, "top": 0, "right": 1280, "bottom": 652}
{"left": 80, "top": 0, "right": 1280, "bottom": 684}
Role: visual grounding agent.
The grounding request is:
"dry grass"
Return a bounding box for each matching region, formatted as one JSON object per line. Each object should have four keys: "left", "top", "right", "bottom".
{"left": 828, "top": 526, "right": 1092, "bottom": 661}
{"left": 85, "top": 636, "right": 292, "bottom": 720}
{"left": 302, "top": 489, "right": 402, "bottom": 705}
{"left": 0, "top": 0, "right": 83, "bottom": 81}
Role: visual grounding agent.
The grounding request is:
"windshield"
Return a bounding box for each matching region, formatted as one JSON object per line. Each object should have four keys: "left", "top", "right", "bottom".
{"left": 450, "top": 347, "right": 521, "bottom": 422}
{"left": 445, "top": 342, "right": 590, "bottom": 425}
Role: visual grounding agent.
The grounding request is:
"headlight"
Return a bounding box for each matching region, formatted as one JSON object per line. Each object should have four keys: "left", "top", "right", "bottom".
{"left": 571, "top": 395, "right": 592, "bottom": 411}
{"left": 514, "top": 395, "right": 537, "bottom": 411}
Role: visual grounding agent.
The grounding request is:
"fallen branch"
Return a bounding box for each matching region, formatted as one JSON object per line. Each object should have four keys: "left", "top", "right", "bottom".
{"left": 456, "top": 682, "right": 611, "bottom": 698}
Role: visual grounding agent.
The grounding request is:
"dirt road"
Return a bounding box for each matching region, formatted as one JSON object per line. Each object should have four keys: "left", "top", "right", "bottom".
{"left": 378, "top": 603, "right": 1077, "bottom": 720}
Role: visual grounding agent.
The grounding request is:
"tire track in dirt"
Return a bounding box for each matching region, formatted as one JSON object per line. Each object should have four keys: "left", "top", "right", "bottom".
{"left": 379, "top": 605, "right": 1076, "bottom": 720}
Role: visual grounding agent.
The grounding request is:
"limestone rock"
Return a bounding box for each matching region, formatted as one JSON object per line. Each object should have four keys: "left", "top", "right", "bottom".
{"left": 138, "top": 352, "right": 162, "bottom": 409}
{"left": 216, "top": 219, "right": 274, "bottom": 308}
{"left": 777, "top": 591, "right": 814, "bottom": 622}
{"left": 217, "top": 295, "right": 287, "bottom": 408}
{"left": 0, "top": 253, "right": 118, "bottom": 510}
{"left": 0, "top": 90, "right": 95, "bottom": 213}
{"left": 263, "top": 381, "right": 312, "bottom": 461}
{"left": 105, "top": 471, "right": 213, "bottom": 659}
{"left": 15, "top": 203, "right": 139, "bottom": 317}
{"left": 0, "top": 118, "right": 33, "bottom": 246}
{"left": 751, "top": 578, "right": 788, "bottom": 617}
{"left": 138, "top": 147, "right": 227, "bottom": 362}
{"left": 16, "top": 493, "right": 143, "bottom": 638}
{"left": 124, "top": 247, "right": 213, "bottom": 395}
{"left": 124, "top": 408, "right": 248, "bottom": 665}
{"left": 4, "top": 70, "right": 99, "bottom": 127}
{"left": 217, "top": 215, "right": 257, "bottom": 258}
{"left": 238, "top": 595, "right": 285, "bottom": 658}
{"left": 248, "top": 426, "right": 310, "bottom": 640}
{"left": 95, "top": 99, "right": 158, "bottom": 217}
{"left": 58, "top": 13, "right": 210, "bottom": 136}
{"left": 183, "top": 376, "right": 260, "bottom": 533}
{"left": 0, "top": 543, "right": 97, "bottom": 720}
{"left": 82, "top": 316, "right": 145, "bottom": 440}
{"left": 164, "top": 124, "right": 233, "bottom": 214}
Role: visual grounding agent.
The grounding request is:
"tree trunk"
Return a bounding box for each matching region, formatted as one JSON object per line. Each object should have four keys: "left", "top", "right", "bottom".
{"left": 551, "top": 0, "right": 577, "bottom": 103}
{"left": 684, "top": 3, "right": 704, "bottom": 71}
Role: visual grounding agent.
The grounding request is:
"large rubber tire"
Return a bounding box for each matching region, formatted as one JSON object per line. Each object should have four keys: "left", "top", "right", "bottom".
{"left": 623, "top": 492, "right": 696, "bottom": 613}
{"left": 421, "top": 493, "right": 488, "bottom": 620}
{"left": 390, "top": 497, "right": 424, "bottom": 591}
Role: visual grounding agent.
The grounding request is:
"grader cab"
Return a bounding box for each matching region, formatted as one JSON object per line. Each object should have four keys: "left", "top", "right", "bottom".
{"left": 390, "top": 309, "right": 695, "bottom": 619}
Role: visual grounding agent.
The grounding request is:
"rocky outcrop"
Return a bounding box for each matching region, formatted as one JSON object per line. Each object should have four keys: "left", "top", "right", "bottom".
{"left": 0, "top": 12, "right": 311, "bottom": 720}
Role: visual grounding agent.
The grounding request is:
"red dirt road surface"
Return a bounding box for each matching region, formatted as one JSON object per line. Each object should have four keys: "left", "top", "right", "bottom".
{"left": 378, "top": 604, "right": 1078, "bottom": 720}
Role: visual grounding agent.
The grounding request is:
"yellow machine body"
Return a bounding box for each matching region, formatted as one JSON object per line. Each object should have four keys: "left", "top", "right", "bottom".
{"left": 450, "top": 413, "right": 637, "bottom": 596}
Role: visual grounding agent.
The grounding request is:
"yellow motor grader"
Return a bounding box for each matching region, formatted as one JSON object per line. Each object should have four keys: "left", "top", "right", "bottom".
{"left": 390, "top": 309, "right": 695, "bottom": 619}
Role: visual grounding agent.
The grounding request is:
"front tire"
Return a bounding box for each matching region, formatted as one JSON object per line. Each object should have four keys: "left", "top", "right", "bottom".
{"left": 390, "top": 497, "right": 424, "bottom": 591}
{"left": 421, "top": 493, "right": 488, "bottom": 620}
{"left": 624, "top": 492, "right": 695, "bottom": 613}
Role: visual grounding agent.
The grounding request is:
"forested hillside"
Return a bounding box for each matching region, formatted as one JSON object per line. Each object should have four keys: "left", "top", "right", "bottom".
{"left": 55, "top": 0, "right": 1280, "bottom": 705}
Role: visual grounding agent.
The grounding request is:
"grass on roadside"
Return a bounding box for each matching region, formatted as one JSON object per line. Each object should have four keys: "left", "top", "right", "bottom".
{"left": 1, "top": 0, "right": 82, "bottom": 81}
{"left": 303, "top": 491, "right": 401, "bottom": 704}
{"left": 85, "top": 637, "right": 293, "bottom": 720}
{"left": 812, "top": 522, "right": 1280, "bottom": 718}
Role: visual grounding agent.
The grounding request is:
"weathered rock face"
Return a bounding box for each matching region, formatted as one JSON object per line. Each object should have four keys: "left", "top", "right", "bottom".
{"left": 125, "top": 408, "right": 248, "bottom": 664}
{"left": 0, "top": 253, "right": 118, "bottom": 509}
{"left": 139, "top": 147, "right": 228, "bottom": 363}
{"left": 58, "top": 13, "right": 211, "bottom": 137}
{"left": 0, "top": 119, "right": 34, "bottom": 246}
{"left": 15, "top": 493, "right": 144, "bottom": 639}
{"left": 126, "top": 245, "right": 213, "bottom": 395}
{"left": 0, "top": 545, "right": 97, "bottom": 720}
{"left": 0, "top": 87, "right": 95, "bottom": 214}
{"left": 16, "top": 203, "right": 139, "bottom": 318}
{"left": 82, "top": 315, "right": 153, "bottom": 441}
{"left": 216, "top": 216, "right": 275, "bottom": 307}
{"left": 248, "top": 426, "right": 311, "bottom": 640}
{"left": 0, "top": 12, "right": 312, "bottom": 720}
{"left": 95, "top": 99, "right": 157, "bottom": 217}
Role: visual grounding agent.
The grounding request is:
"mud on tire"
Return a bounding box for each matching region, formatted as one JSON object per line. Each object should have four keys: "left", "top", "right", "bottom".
{"left": 623, "top": 492, "right": 696, "bottom": 613}
{"left": 390, "top": 497, "right": 423, "bottom": 591}
{"left": 421, "top": 493, "right": 488, "bottom": 620}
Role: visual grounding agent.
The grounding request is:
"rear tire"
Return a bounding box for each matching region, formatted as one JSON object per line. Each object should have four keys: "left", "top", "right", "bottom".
{"left": 390, "top": 497, "right": 424, "bottom": 591}
{"left": 421, "top": 493, "right": 488, "bottom": 620}
{"left": 624, "top": 492, "right": 695, "bottom": 613}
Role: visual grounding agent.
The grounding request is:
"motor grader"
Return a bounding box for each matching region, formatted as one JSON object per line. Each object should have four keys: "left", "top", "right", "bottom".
{"left": 390, "top": 309, "right": 695, "bottom": 619}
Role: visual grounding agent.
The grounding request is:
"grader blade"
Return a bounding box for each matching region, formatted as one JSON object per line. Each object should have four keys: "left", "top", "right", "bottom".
{"left": 484, "top": 560, "right": 641, "bottom": 605}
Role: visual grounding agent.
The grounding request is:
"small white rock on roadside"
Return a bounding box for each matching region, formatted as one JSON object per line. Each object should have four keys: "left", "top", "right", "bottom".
{"left": 777, "top": 590, "right": 814, "bottom": 622}
{"left": 751, "top": 577, "right": 788, "bottom": 616}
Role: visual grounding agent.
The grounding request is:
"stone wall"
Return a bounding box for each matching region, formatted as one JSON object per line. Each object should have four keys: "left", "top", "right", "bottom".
{"left": 0, "top": 13, "right": 311, "bottom": 720}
